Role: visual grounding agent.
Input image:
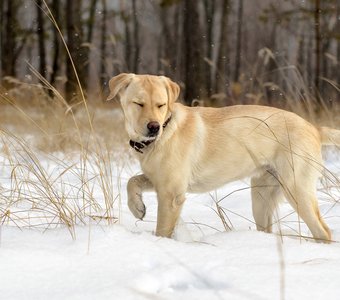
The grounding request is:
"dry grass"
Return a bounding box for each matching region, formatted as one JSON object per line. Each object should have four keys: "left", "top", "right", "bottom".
{"left": 0, "top": 0, "right": 134, "bottom": 238}
{"left": 0, "top": 80, "right": 127, "bottom": 153}
{"left": 0, "top": 81, "right": 135, "bottom": 239}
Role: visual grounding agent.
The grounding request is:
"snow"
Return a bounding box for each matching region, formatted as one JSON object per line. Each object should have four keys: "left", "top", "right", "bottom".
{"left": 0, "top": 141, "right": 340, "bottom": 300}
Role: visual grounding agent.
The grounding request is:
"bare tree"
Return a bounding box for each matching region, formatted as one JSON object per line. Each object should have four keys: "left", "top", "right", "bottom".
{"left": 132, "top": 0, "right": 140, "bottom": 73}
{"left": 0, "top": 0, "right": 4, "bottom": 78}
{"left": 86, "top": 0, "right": 98, "bottom": 47}
{"left": 1, "top": 0, "right": 18, "bottom": 79}
{"left": 203, "top": 0, "right": 216, "bottom": 96}
{"left": 172, "top": 2, "right": 183, "bottom": 82}
{"left": 183, "top": 0, "right": 205, "bottom": 103}
{"left": 306, "top": 32, "right": 313, "bottom": 88}
{"left": 336, "top": 0, "right": 340, "bottom": 86}
{"left": 1, "top": 0, "right": 30, "bottom": 85}
{"left": 234, "top": 0, "right": 243, "bottom": 83}
{"left": 36, "top": 0, "right": 47, "bottom": 78}
{"left": 100, "top": 0, "right": 107, "bottom": 87}
{"left": 84, "top": 0, "right": 98, "bottom": 88}
{"left": 50, "top": 0, "right": 61, "bottom": 89}
{"left": 66, "top": 0, "right": 86, "bottom": 102}
{"left": 121, "top": 2, "right": 132, "bottom": 71}
{"left": 158, "top": 3, "right": 177, "bottom": 77}
{"left": 297, "top": 30, "right": 306, "bottom": 78}
{"left": 314, "top": 0, "right": 321, "bottom": 103}
{"left": 215, "top": 0, "right": 230, "bottom": 95}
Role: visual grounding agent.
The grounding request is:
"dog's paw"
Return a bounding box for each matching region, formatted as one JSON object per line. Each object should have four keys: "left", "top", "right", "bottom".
{"left": 128, "top": 193, "right": 146, "bottom": 220}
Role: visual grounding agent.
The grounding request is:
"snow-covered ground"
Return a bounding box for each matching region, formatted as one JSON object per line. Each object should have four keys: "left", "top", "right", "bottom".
{"left": 0, "top": 140, "right": 340, "bottom": 300}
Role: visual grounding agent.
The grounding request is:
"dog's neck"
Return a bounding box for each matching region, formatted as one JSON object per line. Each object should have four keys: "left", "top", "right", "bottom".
{"left": 129, "top": 115, "right": 172, "bottom": 154}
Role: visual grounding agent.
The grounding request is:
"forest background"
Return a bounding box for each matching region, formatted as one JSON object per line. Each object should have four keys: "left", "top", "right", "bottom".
{"left": 1, "top": 0, "right": 340, "bottom": 110}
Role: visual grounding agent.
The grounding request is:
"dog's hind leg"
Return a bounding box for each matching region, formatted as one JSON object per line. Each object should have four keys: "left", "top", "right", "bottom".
{"left": 276, "top": 156, "right": 331, "bottom": 243}
{"left": 281, "top": 172, "right": 331, "bottom": 242}
{"left": 127, "top": 174, "right": 153, "bottom": 220}
{"left": 251, "top": 171, "right": 283, "bottom": 233}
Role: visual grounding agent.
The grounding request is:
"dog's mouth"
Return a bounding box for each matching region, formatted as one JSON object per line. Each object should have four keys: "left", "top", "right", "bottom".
{"left": 147, "top": 132, "right": 159, "bottom": 138}
{"left": 143, "top": 135, "right": 158, "bottom": 141}
{"left": 131, "top": 131, "right": 159, "bottom": 143}
{"left": 129, "top": 132, "right": 159, "bottom": 154}
{"left": 126, "top": 125, "right": 159, "bottom": 143}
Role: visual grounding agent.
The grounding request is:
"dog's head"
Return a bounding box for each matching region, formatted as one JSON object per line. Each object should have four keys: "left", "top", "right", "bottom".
{"left": 107, "top": 73, "right": 180, "bottom": 142}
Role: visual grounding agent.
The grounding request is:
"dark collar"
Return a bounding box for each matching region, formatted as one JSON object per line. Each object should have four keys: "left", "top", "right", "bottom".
{"left": 129, "top": 115, "right": 172, "bottom": 154}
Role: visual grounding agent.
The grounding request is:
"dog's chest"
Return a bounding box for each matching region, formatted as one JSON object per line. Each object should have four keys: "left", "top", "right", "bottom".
{"left": 139, "top": 153, "right": 163, "bottom": 181}
{"left": 139, "top": 149, "right": 189, "bottom": 188}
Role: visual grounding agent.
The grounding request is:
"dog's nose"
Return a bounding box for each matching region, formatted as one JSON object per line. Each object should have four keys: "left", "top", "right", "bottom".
{"left": 147, "top": 121, "right": 160, "bottom": 136}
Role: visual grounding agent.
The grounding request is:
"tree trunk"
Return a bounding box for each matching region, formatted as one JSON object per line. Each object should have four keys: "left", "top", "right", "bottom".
{"left": 203, "top": 0, "right": 215, "bottom": 96}
{"left": 297, "top": 33, "right": 305, "bottom": 74}
{"left": 321, "top": 37, "right": 330, "bottom": 103}
{"left": 158, "top": 8, "right": 166, "bottom": 75}
{"left": 160, "top": 3, "right": 183, "bottom": 78}
{"left": 234, "top": 0, "right": 243, "bottom": 83}
{"left": 121, "top": 5, "right": 132, "bottom": 71}
{"left": 87, "top": 0, "right": 97, "bottom": 45}
{"left": 215, "top": 0, "right": 230, "bottom": 95}
{"left": 159, "top": 7, "right": 173, "bottom": 76}
{"left": 84, "top": 0, "right": 98, "bottom": 90}
{"left": 3, "top": 0, "right": 17, "bottom": 78}
{"left": 314, "top": 0, "right": 321, "bottom": 104}
{"left": 157, "top": 27, "right": 163, "bottom": 74}
{"left": 183, "top": 0, "right": 205, "bottom": 104}
{"left": 0, "top": 0, "right": 4, "bottom": 78}
{"left": 66, "top": 0, "right": 85, "bottom": 102}
{"left": 337, "top": 0, "right": 340, "bottom": 89}
{"left": 175, "top": 3, "right": 182, "bottom": 81}
{"left": 132, "top": 0, "right": 140, "bottom": 73}
{"left": 36, "top": 0, "right": 47, "bottom": 78}
{"left": 50, "top": 0, "right": 60, "bottom": 90}
{"left": 100, "top": 0, "right": 107, "bottom": 88}
{"left": 306, "top": 32, "right": 313, "bottom": 89}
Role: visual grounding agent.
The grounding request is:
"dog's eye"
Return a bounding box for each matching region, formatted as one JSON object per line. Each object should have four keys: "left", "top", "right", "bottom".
{"left": 158, "top": 104, "right": 166, "bottom": 108}
{"left": 133, "top": 102, "right": 144, "bottom": 107}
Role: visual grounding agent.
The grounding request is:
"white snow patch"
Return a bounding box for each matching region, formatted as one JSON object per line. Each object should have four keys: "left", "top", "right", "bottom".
{"left": 0, "top": 142, "right": 339, "bottom": 299}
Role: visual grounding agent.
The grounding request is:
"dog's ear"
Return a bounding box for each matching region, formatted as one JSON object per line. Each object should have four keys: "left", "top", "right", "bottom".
{"left": 107, "top": 73, "right": 135, "bottom": 101}
{"left": 161, "top": 76, "right": 180, "bottom": 110}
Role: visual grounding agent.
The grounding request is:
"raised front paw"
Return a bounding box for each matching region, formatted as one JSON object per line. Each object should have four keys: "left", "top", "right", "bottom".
{"left": 128, "top": 193, "right": 146, "bottom": 220}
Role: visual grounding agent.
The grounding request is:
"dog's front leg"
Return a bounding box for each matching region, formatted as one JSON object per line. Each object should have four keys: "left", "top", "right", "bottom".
{"left": 127, "top": 174, "right": 153, "bottom": 219}
{"left": 155, "top": 191, "right": 186, "bottom": 238}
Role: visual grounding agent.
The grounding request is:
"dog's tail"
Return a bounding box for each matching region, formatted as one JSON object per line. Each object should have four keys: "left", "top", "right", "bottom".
{"left": 320, "top": 127, "right": 340, "bottom": 146}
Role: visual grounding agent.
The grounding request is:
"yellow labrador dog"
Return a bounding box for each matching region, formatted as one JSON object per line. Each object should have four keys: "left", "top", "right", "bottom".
{"left": 107, "top": 73, "right": 340, "bottom": 242}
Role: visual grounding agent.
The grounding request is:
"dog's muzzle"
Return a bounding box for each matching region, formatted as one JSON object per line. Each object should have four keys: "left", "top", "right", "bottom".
{"left": 129, "top": 115, "right": 172, "bottom": 154}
